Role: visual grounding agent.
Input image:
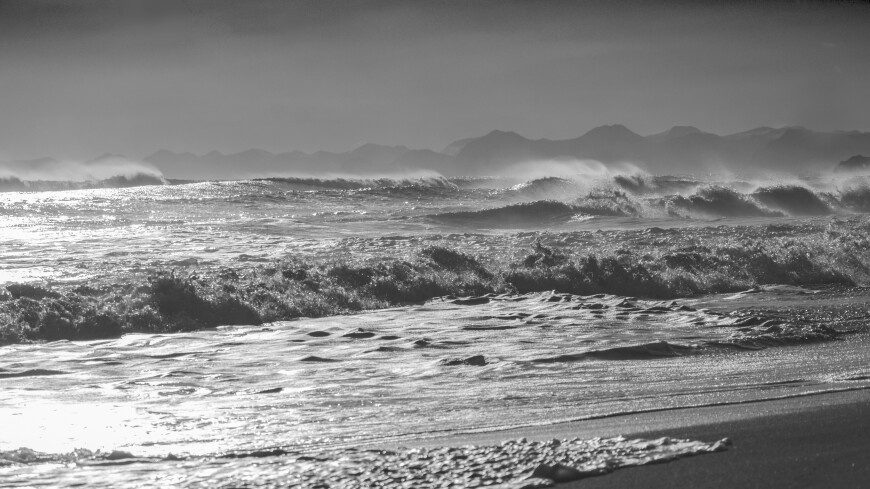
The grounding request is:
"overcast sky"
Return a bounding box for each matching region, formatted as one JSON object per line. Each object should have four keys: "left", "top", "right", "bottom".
{"left": 1, "top": 0, "right": 868, "bottom": 160}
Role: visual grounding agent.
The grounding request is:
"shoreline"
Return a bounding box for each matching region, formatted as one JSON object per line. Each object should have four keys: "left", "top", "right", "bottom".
{"left": 572, "top": 388, "right": 870, "bottom": 488}
{"left": 379, "top": 387, "right": 870, "bottom": 449}
{"left": 387, "top": 388, "right": 870, "bottom": 488}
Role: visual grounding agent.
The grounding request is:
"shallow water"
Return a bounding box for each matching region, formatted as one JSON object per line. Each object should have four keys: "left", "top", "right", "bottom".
{"left": 2, "top": 286, "right": 869, "bottom": 485}
{"left": 0, "top": 435, "right": 730, "bottom": 488}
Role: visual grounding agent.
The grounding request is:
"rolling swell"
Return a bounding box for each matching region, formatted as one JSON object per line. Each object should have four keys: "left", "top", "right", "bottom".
{"left": 262, "top": 176, "right": 458, "bottom": 193}
{"left": 222, "top": 175, "right": 870, "bottom": 219}
{"left": 665, "top": 186, "right": 782, "bottom": 218}
{"left": 751, "top": 185, "right": 833, "bottom": 216}
{"left": 426, "top": 200, "right": 582, "bottom": 227}
{"left": 604, "top": 179, "right": 870, "bottom": 218}
{"left": 664, "top": 184, "right": 865, "bottom": 217}
{"left": 656, "top": 183, "right": 870, "bottom": 218}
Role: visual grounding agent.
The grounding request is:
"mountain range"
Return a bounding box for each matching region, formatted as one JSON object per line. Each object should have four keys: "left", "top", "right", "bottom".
{"left": 10, "top": 125, "right": 870, "bottom": 179}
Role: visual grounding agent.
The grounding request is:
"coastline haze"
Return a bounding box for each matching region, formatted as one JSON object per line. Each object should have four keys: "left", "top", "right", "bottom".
{"left": 1, "top": 0, "right": 869, "bottom": 162}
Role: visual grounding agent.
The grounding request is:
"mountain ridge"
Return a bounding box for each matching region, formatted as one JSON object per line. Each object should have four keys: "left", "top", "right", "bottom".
{"left": 9, "top": 125, "right": 870, "bottom": 179}
{"left": 141, "top": 124, "right": 870, "bottom": 178}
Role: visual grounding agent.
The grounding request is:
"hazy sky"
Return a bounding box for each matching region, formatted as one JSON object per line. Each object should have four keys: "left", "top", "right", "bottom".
{"left": 1, "top": 0, "right": 869, "bottom": 160}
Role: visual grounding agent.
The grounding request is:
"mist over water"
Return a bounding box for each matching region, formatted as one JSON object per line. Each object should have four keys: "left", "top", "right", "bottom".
{"left": 501, "top": 158, "right": 646, "bottom": 181}
{"left": 0, "top": 156, "right": 166, "bottom": 191}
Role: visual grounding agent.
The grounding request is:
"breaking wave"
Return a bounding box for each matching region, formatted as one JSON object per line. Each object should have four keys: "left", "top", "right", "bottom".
{"left": 441, "top": 176, "right": 870, "bottom": 220}
{"left": 508, "top": 177, "right": 586, "bottom": 200}
{"left": 751, "top": 185, "right": 833, "bottom": 216}
{"left": 118, "top": 172, "right": 870, "bottom": 220}
{"left": 838, "top": 185, "right": 870, "bottom": 212}
{"left": 612, "top": 174, "right": 700, "bottom": 196}
{"left": 0, "top": 172, "right": 167, "bottom": 192}
{"left": 426, "top": 200, "right": 585, "bottom": 227}
{"left": 0, "top": 156, "right": 167, "bottom": 192}
{"left": 665, "top": 186, "right": 782, "bottom": 218}
{"left": 661, "top": 183, "right": 870, "bottom": 218}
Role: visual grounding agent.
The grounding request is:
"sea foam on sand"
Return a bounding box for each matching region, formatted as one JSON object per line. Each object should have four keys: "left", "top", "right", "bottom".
{"left": 1, "top": 435, "right": 729, "bottom": 488}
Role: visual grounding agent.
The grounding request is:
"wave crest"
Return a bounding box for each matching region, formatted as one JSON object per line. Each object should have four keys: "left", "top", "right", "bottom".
{"left": 751, "top": 185, "right": 832, "bottom": 216}
{"left": 0, "top": 172, "right": 167, "bottom": 192}
{"left": 509, "top": 177, "right": 584, "bottom": 200}
{"left": 0, "top": 156, "right": 167, "bottom": 192}
{"left": 426, "top": 200, "right": 582, "bottom": 227}
{"left": 665, "top": 186, "right": 781, "bottom": 218}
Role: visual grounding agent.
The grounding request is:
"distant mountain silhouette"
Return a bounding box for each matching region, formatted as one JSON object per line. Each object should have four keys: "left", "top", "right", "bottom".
{"left": 541, "top": 124, "right": 650, "bottom": 167}
{"left": 13, "top": 125, "right": 870, "bottom": 180}
{"left": 445, "top": 125, "right": 870, "bottom": 175}
{"left": 443, "top": 126, "right": 653, "bottom": 175}
{"left": 448, "top": 130, "right": 542, "bottom": 174}
{"left": 87, "top": 153, "right": 129, "bottom": 163}
{"left": 646, "top": 125, "right": 703, "bottom": 143}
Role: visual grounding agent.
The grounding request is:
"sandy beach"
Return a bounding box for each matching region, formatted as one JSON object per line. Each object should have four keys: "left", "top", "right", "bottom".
{"left": 575, "top": 389, "right": 870, "bottom": 489}
{"left": 392, "top": 388, "right": 870, "bottom": 488}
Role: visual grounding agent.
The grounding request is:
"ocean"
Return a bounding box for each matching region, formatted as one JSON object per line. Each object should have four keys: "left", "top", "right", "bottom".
{"left": 2, "top": 171, "right": 870, "bottom": 487}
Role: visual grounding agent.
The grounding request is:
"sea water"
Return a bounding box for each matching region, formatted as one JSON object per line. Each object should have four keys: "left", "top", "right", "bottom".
{"left": 2, "top": 173, "right": 870, "bottom": 487}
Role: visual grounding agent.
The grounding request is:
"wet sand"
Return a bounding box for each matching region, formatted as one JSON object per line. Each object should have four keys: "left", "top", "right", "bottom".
{"left": 572, "top": 389, "right": 870, "bottom": 489}
{"left": 392, "top": 389, "right": 870, "bottom": 488}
